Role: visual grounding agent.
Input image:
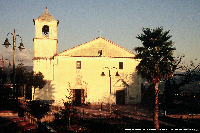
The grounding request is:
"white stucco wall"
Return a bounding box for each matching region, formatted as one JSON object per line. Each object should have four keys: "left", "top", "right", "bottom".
{"left": 52, "top": 56, "right": 141, "bottom": 105}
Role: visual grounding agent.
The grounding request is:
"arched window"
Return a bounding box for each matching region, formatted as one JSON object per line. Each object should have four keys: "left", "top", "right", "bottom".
{"left": 42, "top": 25, "right": 49, "bottom": 36}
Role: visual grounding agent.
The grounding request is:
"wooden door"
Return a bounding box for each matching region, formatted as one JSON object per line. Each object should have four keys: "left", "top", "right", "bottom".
{"left": 116, "top": 90, "right": 125, "bottom": 105}
{"left": 74, "top": 89, "right": 81, "bottom": 105}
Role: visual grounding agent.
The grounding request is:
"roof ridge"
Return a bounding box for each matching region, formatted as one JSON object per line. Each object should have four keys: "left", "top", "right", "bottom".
{"left": 57, "top": 37, "right": 135, "bottom": 56}
{"left": 57, "top": 37, "right": 101, "bottom": 55}
{"left": 101, "top": 38, "right": 135, "bottom": 55}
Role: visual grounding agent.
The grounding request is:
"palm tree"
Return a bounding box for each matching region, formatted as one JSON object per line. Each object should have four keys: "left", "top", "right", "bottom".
{"left": 134, "top": 27, "right": 177, "bottom": 130}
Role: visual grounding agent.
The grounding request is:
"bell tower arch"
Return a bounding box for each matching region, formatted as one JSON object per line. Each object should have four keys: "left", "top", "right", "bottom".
{"left": 33, "top": 8, "right": 59, "bottom": 80}
{"left": 33, "top": 7, "right": 59, "bottom": 58}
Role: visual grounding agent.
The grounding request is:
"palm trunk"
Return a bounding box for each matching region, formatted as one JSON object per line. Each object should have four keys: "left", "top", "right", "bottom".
{"left": 154, "top": 82, "right": 159, "bottom": 130}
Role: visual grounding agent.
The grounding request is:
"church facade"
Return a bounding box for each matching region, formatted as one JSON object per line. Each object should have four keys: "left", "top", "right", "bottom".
{"left": 33, "top": 8, "right": 141, "bottom": 106}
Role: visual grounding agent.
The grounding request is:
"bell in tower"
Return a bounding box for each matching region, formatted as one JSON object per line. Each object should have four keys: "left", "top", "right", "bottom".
{"left": 33, "top": 7, "right": 59, "bottom": 58}
{"left": 42, "top": 25, "right": 49, "bottom": 35}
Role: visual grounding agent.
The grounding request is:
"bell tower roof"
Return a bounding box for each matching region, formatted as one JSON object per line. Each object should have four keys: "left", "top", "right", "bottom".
{"left": 38, "top": 7, "right": 55, "bottom": 21}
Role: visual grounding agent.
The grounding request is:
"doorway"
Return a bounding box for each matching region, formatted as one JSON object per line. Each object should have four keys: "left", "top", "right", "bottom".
{"left": 116, "top": 90, "right": 125, "bottom": 105}
{"left": 72, "top": 89, "right": 84, "bottom": 106}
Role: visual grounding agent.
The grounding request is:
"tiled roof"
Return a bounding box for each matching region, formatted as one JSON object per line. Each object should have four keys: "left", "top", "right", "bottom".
{"left": 102, "top": 37, "right": 135, "bottom": 55}
{"left": 33, "top": 57, "right": 54, "bottom": 60}
{"left": 56, "top": 37, "right": 136, "bottom": 56}
{"left": 38, "top": 7, "right": 55, "bottom": 21}
{"left": 55, "top": 55, "right": 135, "bottom": 58}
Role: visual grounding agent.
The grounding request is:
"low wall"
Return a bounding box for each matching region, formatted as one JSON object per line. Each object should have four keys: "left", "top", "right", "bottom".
{"left": 0, "top": 111, "right": 18, "bottom": 117}
{"left": 24, "top": 112, "right": 38, "bottom": 127}
{"left": 40, "top": 112, "right": 55, "bottom": 123}
{"left": 166, "top": 114, "right": 200, "bottom": 119}
{"left": 18, "top": 99, "right": 57, "bottom": 132}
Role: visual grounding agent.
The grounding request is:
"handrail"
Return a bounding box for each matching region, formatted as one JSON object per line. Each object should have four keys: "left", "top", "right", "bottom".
{"left": 18, "top": 99, "right": 57, "bottom": 132}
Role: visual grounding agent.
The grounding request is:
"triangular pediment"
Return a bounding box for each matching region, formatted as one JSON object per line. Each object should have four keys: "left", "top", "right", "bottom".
{"left": 113, "top": 79, "right": 129, "bottom": 87}
{"left": 57, "top": 37, "right": 135, "bottom": 57}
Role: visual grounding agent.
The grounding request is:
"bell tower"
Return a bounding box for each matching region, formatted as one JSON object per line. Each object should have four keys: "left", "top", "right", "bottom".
{"left": 33, "top": 7, "right": 59, "bottom": 58}
{"left": 33, "top": 7, "right": 59, "bottom": 80}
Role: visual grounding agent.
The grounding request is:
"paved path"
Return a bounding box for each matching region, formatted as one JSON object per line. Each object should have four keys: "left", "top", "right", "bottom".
{"left": 75, "top": 105, "right": 174, "bottom": 126}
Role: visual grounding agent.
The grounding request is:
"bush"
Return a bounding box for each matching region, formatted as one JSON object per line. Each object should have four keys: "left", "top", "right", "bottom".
{"left": 27, "top": 100, "right": 49, "bottom": 119}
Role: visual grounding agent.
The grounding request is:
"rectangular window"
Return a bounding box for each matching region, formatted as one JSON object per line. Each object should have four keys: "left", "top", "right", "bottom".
{"left": 98, "top": 49, "right": 102, "bottom": 56}
{"left": 119, "top": 62, "right": 123, "bottom": 69}
{"left": 76, "top": 61, "right": 81, "bottom": 69}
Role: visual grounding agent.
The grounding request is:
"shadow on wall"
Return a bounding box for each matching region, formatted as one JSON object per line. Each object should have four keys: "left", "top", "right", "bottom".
{"left": 34, "top": 80, "right": 56, "bottom": 104}
{"left": 124, "top": 72, "right": 141, "bottom": 104}
{"left": 99, "top": 72, "right": 141, "bottom": 105}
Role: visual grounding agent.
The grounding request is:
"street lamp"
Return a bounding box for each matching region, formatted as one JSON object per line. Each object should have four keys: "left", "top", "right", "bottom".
{"left": 2, "top": 38, "right": 11, "bottom": 48}
{"left": 18, "top": 39, "right": 25, "bottom": 51}
{"left": 103, "top": 67, "right": 119, "bottom": 94}
{"left": 2, "top": 29, "right": 25, "bottom": 106}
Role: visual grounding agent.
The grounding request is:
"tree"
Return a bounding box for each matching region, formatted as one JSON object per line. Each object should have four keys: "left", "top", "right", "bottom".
{"left": 0, "top": 68, "right": 8, "bottom": 100}
{"left": 10, "top": 63, "right": 27, "bottom": 101}
{"left": 10, "top": 63, "right": 46, "bottom": 99}
{"left": 26, "top": 71, "right": 46, "bottom": 90}
{"left": 10, "top": 63, "right": 27, "bottom": 87}
{"left": 54, "top": 88, "right": 78, "bottom": 129}
{"left": 174, "top": 60, "right": 200, "bottom": 85}
{"left": 0, "top": 68, "right": 7, "bottom": 86}
{"left": 134, "top": 27, "right": 179, "bottom": 130}
{"left": 26, "top": 71, "right": 46, "bottom": 100}
{"left": 163, "top": 77, "right": 181, "bottom": 106}
{"left": 163, "top": 55, "right": 185, "bottom": 106}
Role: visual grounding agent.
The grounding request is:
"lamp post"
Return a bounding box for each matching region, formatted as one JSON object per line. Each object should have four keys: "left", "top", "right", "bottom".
{"left": 103, "top": 67, "right": 119, "bottom": 94}
{"left": 102, "top": 67, "right": 112, "bottom": 94}
{"left": 2, "top": 29, "right": 25, "bottom": 106}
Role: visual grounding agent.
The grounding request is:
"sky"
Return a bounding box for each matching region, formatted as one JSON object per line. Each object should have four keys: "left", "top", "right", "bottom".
{"left": 0, "top": 0, "right": 200, "bottom": 67}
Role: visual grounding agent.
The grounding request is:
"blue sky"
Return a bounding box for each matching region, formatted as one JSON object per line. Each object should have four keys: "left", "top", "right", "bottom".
{"left": 0, "top": 0, "right": 200, "bottom": 66}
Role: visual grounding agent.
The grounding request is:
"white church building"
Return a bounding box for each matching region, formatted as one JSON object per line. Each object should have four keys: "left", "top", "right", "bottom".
{"left": 33, "top": 8, "right": 141, "bottom": 106}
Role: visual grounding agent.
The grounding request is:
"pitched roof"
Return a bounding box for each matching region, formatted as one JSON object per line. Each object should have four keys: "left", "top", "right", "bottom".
{"left": 57, "top": 37, "right": 136, "bottom": 58}
{"left": 38, "top": 7, "right": 55, "bottom": 21}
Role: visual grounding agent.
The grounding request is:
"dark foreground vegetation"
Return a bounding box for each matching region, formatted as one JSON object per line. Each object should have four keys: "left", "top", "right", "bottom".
{"left": 46, "top": 101, "right": 200, "bottom": 132}
{"left": 159, "top": 115, "right": 200, "bottom": 130}
{"left": 49, "top": 116, "right": 178, "bottom": 133}
{"left": 1, "top": 98, "right": 200, "bottom": 132}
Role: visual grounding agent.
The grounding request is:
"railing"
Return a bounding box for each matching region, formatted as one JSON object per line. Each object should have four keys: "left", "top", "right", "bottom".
{"left": 18, "top": 99, "right": 57, "bottom": 132}
{"left": 166, "top": 114, "right": 200, "bottom": 119}
{"left": 24, "top": 112, "right": 38, "bottom": 127}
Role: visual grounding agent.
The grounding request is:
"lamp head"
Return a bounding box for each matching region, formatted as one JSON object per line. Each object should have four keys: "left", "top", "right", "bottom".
{"left": 2, "top": 38, "right": 11, "bottom": 48}
{"left": 18, "top": 42, "right": 25, "bottom": 51}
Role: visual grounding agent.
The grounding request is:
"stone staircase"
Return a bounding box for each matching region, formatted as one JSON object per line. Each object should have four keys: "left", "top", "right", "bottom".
{"left": 18, "top": 99, "right": 57, "bottom": 132}
{"left": 0, "top": 111, "right": 38, "bottom": 132}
